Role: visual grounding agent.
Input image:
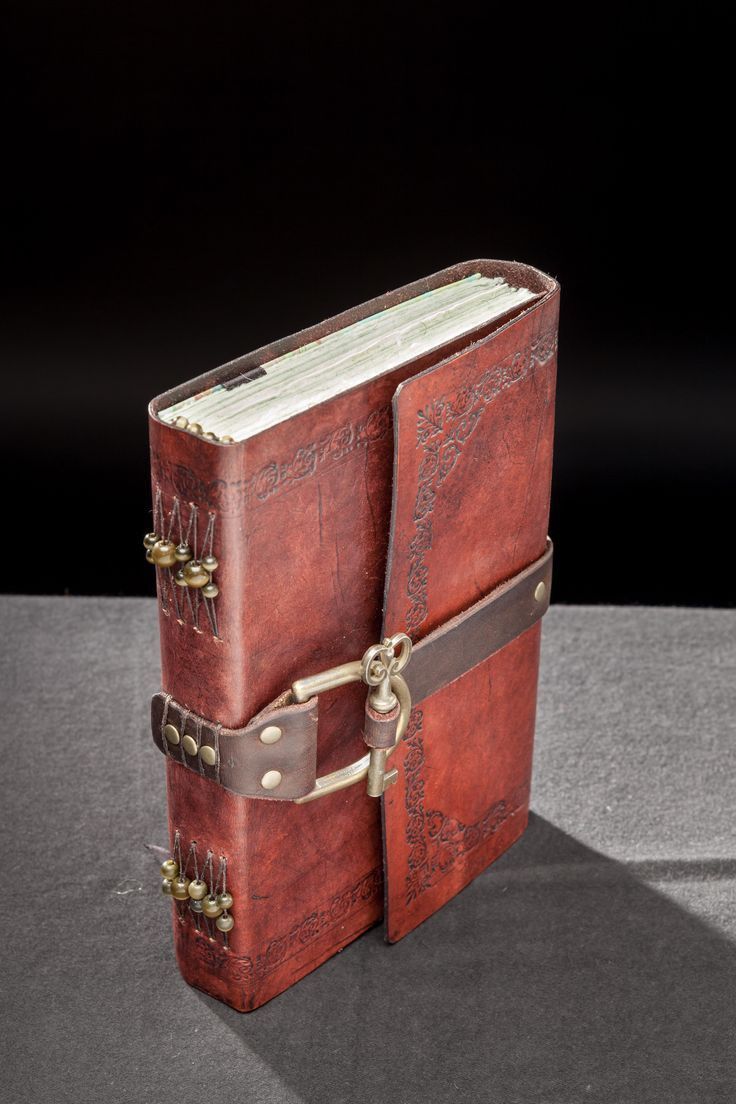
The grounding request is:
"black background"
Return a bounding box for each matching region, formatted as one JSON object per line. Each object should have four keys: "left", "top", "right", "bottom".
{"left": 2, "top": 6, "right": 733, "bottom": 605}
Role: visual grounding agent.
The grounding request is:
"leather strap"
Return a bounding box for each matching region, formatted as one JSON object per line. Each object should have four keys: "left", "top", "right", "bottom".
{"left": 406, "top": 539, "right": 552, "bottom": 706}
{"left": 151, "top": 540, "right": 552, "bottom": 799}
{"left": 151, "top": 691, "right": 318, "bottom": 799}
{"left": 363, "top": 700, "right": 401, "bottom": 749}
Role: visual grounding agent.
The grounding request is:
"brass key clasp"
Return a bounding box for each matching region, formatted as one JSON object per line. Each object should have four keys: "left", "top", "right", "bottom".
{"left": 291, "top": 633, "right": 412, "bottom": 804}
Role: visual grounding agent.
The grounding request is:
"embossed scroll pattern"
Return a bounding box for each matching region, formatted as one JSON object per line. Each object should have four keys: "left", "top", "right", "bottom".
{"left": 406, "top": 327, "right": 557, "bottom": 632}
{"left": 403, "top": 709, "right": 528, "bottom": 907}
{"left": 163, "top": 404, "right": 392, "bottom": 516}
{"left": 193, "top": 866, "right": 383, "bottom": 986}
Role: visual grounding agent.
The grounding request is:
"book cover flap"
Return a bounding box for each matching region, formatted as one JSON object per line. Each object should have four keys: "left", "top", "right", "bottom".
{"left": 381, "top": 291, "right": 559, "bottom": 941}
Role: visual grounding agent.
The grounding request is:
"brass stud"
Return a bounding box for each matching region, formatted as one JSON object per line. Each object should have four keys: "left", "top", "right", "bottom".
{"left": 217, "top": 891, "right": 233, "bottom": 911}
{"left": 260, "top": 725, "right": 282, "bottom": 745}
{"left": 261, "top": 769, "right": 282, "bottom": 791}
{"left": 187, "top": 878, "right": 207, "bottom": 901}
{"left": 174, "top": 543, "right": 193, "bottom": 562}
{"left": 199, "top": 745, "right": 217, "bottom": 767}
{"left": 201, "top": 555, "right": 219, "bottom": 573}
{"left": 216, "top": 912, "right": 234, "bottom": 932}
{"left": 220, "top": 436, "right": 234, "bottom": 444}
{"left": 188, "top": 423, "right": 203, "bottom": 435}
{"left": 202, "top": 431, "right": 217, "bottom": 441}
{"left": 182, "top": 560, "right": 209, "bottom": 588}
{"left": 202, "top": 894, "right": 223, "bottom": 918}
{"left": 171, "top": 876, "right": 190, "bottom": 900}
{"left": 182, "top": 734, "right": 198, "bottom": 756}
{"left": 151, "top": 539, "right": 178, "bottom": 567}
{"left": 161, "top": 858, "right": 178, "bottom": 880}
{"left": 202, "top": 581, "right": 219, "bottom": 599}
{"left": 143, "top": 532, "right": 159, "bottom": 550}
{"left": 163, "top": 724, "right": 180, "bottom": 746}
{"left": 174, "top": 415, "right": 189, "bottom": 429}
{"left": 534, "top": 581, "right": 547, "bottom": 603}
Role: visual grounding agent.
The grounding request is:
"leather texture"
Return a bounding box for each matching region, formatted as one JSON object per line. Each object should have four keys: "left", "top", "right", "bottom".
{"left": 148, "top": 259, "right": 559, "bottom": 1011}
{"left": 150, "top": 541, "right": 551, "bottom": 796}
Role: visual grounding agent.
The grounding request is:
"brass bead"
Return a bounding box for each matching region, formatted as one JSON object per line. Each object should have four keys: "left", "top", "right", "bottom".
{"left": 161, "top": 878, "right": 174, "bottom": 896}
{"left": 202, "top": 894, "right": 223, "bottom": 918}
{"left": 174, "top": 569, "right": 188, "bottom": 587}
{"left": 201, "top": 555, "right": 219, "bottom": 573}
{"left": 188, "top": 423, "right": 203, "bottom": 435}
{"left": 160, "top": 858, "right": 179, "bottom": 880}
{"left": 202, "top": 581, "right": 219, "bottom": 599}
{"left": 187, "top": 878, "right": 207, "bottom": 901}
{"left": 217, "top": 891, "right": 233, "bottom": 911}
{"left": 143, "top": 532, "right": 159, "bottom": 550}
{"left": 171, "top": 876, "right": 190, "bottom": 900}
{"left": 182, "top": 560, "right": 209, "bottom": 588}
{"left": 189, "top": 899, "right": 204, "bottom": 913}
{"left": 151, "top": 539, "right": 177, "bottom": 567}
{"left": 145, "top": 549, "right": 156, "bottom": 564}
{"left": 174, "top": 543, "right": 192, "bottom": 562}
{"left": 216, "top": 912, "right": 234, "bottom": 932}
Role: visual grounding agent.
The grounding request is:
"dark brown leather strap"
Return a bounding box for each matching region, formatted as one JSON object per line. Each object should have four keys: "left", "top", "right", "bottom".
{"left": 363, "top": 700, "right": 401, "bottom": 749}
{"left": 151, "top": 691, "right": 318, "bottom": 799}
{"left": 407, "top": 540, "right": 552, "bottom": 706}
{"left": 151, "top": 540, "right": 552, "bottom": 799}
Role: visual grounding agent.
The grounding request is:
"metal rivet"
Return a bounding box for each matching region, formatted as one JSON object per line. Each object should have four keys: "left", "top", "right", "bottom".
{"left": 534, "top": 581, "right": 547, "bottom": 603}
{"left": 199, "top": 745, "right": 217, "bottom": 766}
{"left": 182, "top": 734, "right": 198, "bottom": 756}
{"left": 163, "top": 724, "right": 181, "bottom": 746}
{"left": 261, "top": 769, "right": 282, "bottom": 790}
{"left": 260, "top": 725, "right": 282, "bottom": 745}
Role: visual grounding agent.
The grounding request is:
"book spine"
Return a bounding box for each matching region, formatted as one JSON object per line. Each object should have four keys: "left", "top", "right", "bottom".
{"left": 148, "top": 418, "right": 249, "bottom": 725}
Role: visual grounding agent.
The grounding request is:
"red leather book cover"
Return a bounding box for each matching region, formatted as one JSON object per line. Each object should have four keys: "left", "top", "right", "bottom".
{"left": 148, "top": 260, "right": 558, "bottom": 1010}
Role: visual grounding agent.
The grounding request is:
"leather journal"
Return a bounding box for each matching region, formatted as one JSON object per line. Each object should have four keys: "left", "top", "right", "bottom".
{"left": 146, "top": 259, "right": 559, "bottom": 1011}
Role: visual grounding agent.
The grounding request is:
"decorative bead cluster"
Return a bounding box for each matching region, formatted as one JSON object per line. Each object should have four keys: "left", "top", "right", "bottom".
{"left": 170, "top": 414, "right": 234, "bottom": 445}
{"left": 144, "top": 532, "right": 219, "bottom": 598}
{"left": 161, "top": 834, "right": 234, "bottom": 937}
{"left": 144, "top": 488, "right": 221, "bottom": 616}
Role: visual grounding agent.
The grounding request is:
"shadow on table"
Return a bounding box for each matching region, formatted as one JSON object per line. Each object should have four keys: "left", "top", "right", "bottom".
{"left": 200, "top": 814, "right": 736, "bottom": 1103}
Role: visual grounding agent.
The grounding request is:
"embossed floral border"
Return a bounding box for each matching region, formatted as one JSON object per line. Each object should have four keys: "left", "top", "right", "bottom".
{"left": 402, "top": 710, "right": 528, "bottom": 907}
{"left": 156, "top": 403, "right": 392, "bottom": 517}
{"left": 406, "top": 327, "right": 557, "bottom": 632}
{"left": 194, "top": 866, "right": 383, "bottom": 985}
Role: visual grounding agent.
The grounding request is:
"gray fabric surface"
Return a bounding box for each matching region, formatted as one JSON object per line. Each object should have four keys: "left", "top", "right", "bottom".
{"left": 1, "top": 597, "right": 734, "bottom": 1104}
